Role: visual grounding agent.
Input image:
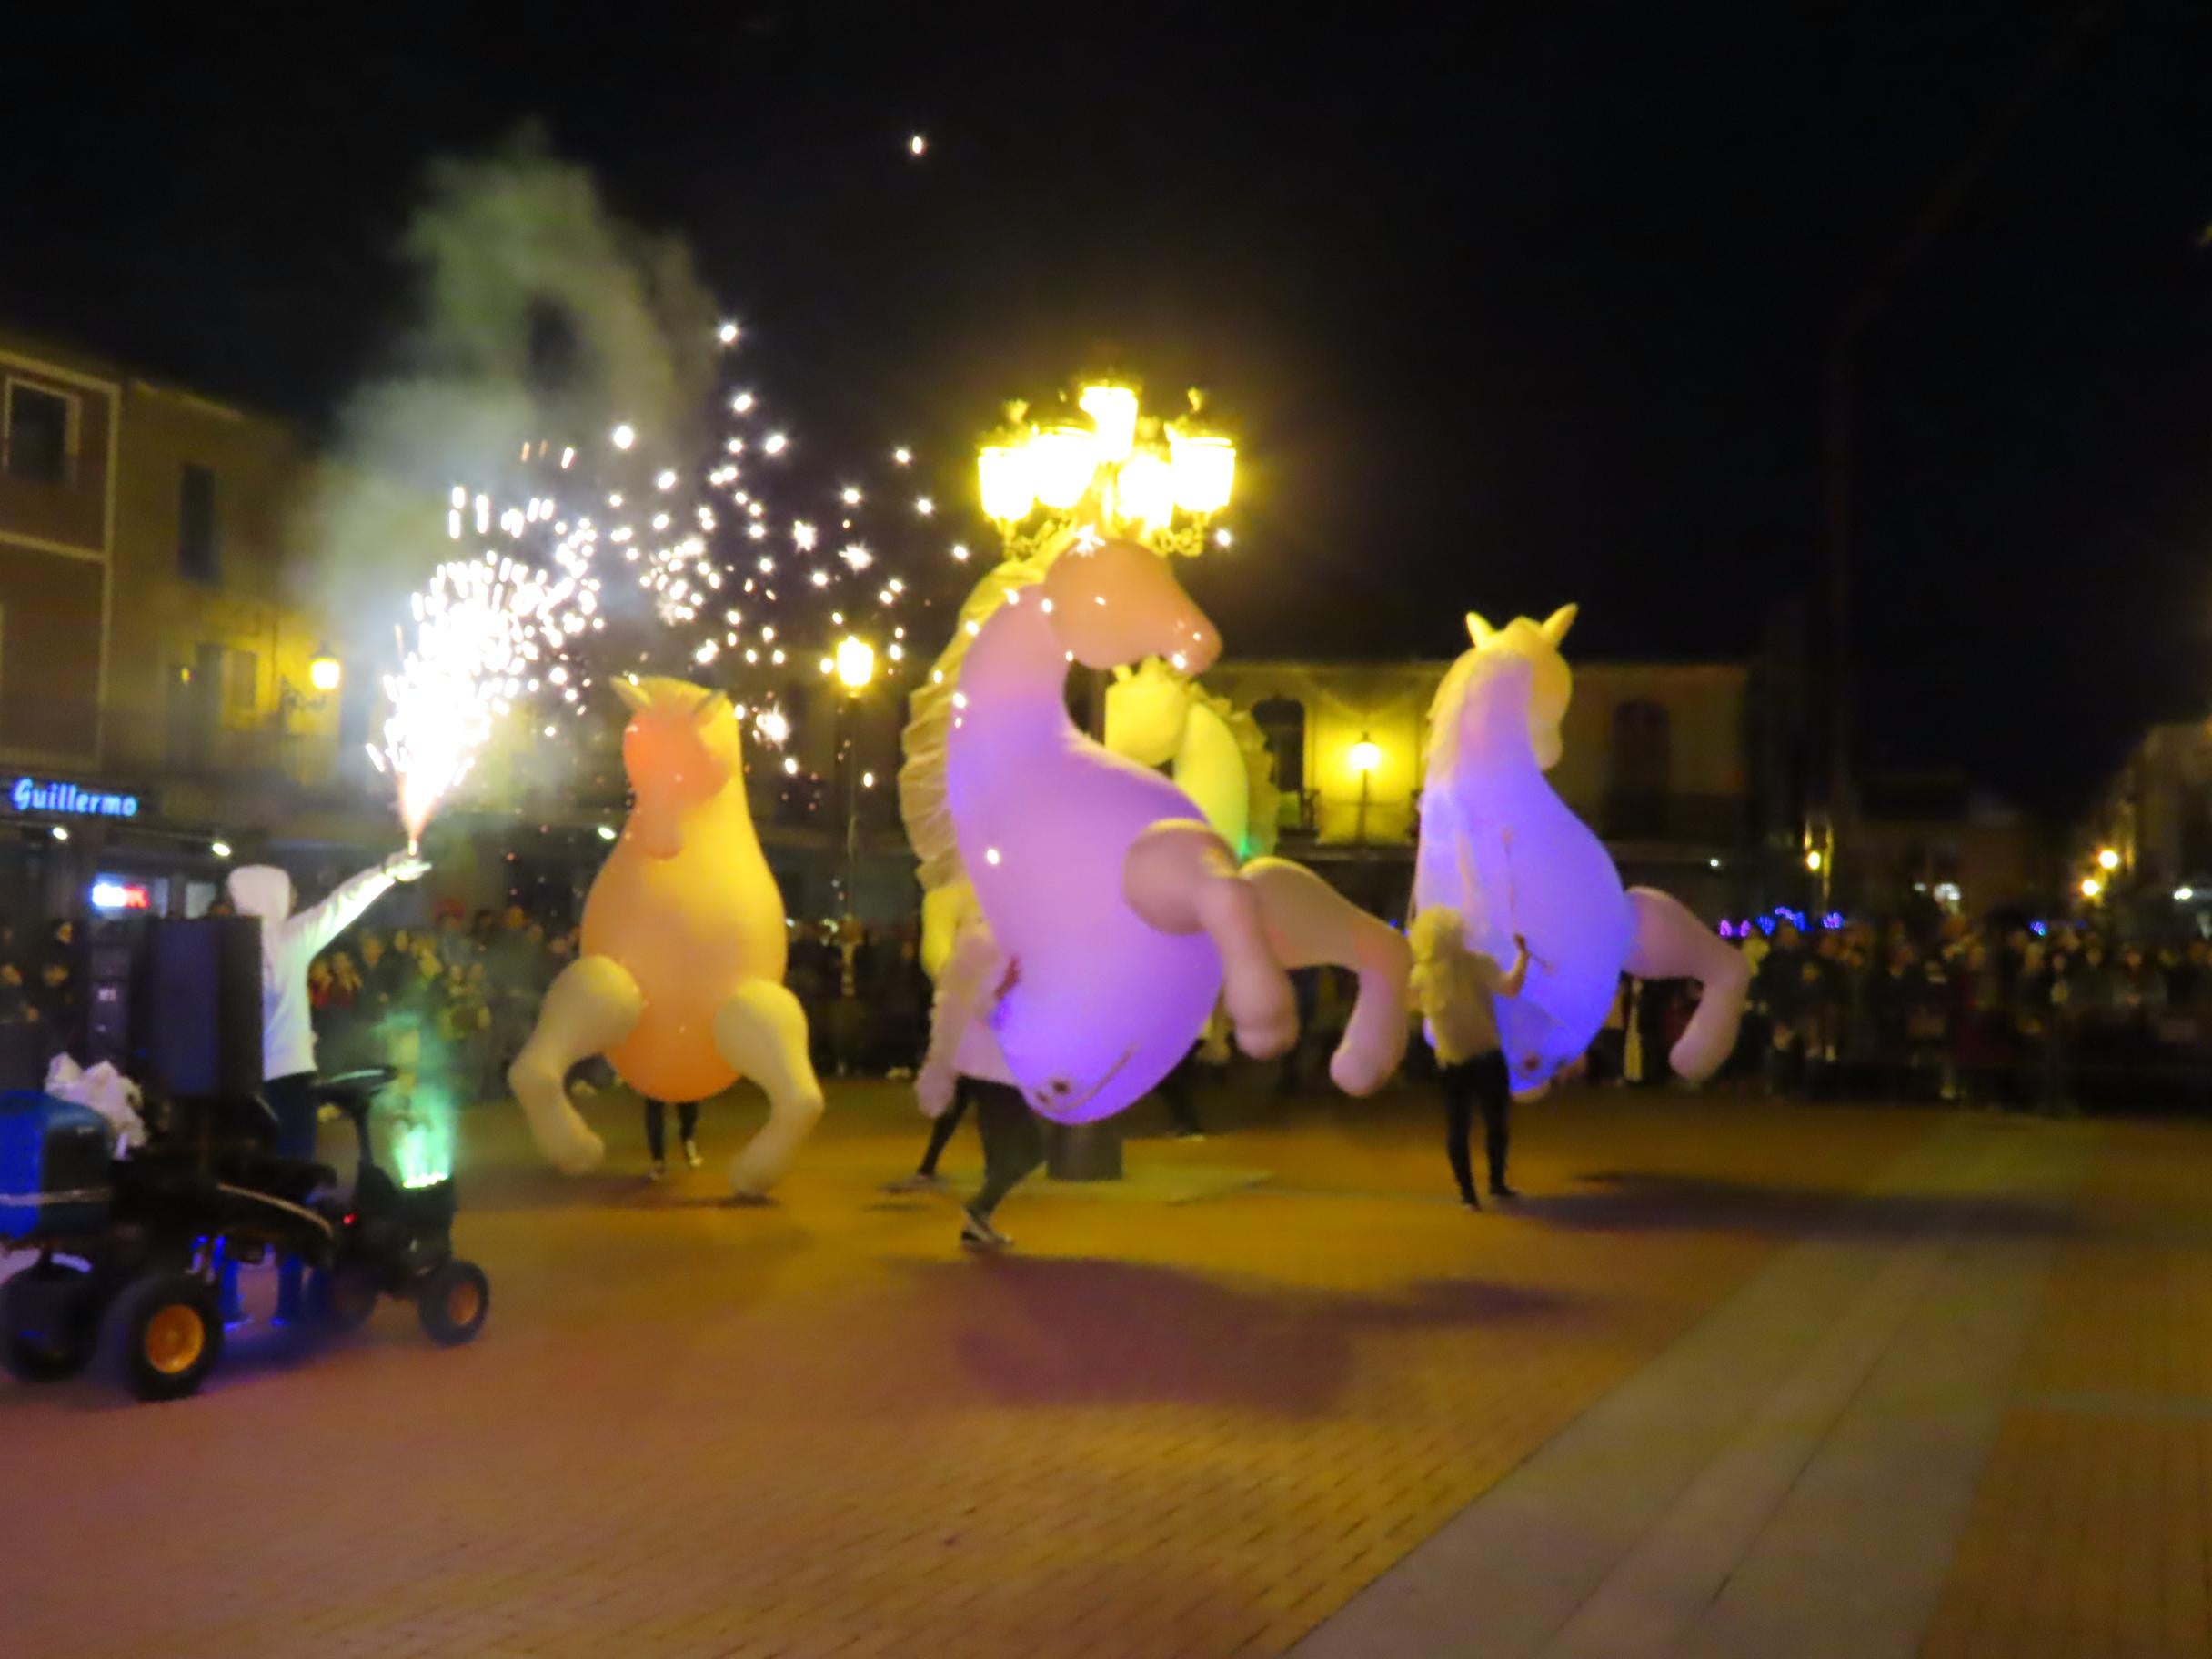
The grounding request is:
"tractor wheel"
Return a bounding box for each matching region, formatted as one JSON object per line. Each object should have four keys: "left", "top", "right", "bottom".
{"left": 2, "top": 1260, "right": 99, "bottom": 1383}
{"left": 417, "top": 1259, "right": 488, "bottom": 1347}
{"left": 102, "top": 1271, "right": 223, "bottom": 1403}
{"left": 325, "top": 1267, "right": 381, "bottom": 1334}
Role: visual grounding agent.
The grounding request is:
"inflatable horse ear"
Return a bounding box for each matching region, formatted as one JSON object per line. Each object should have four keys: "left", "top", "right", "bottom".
{"left": 1541, "top": 603, "right": 1577, "bottom": 645}
{"left": 610, "top": 676, "right": 651, "bottom": 713}
{"left": 1466, "top": 611, "right": 1498, "bottom": 648}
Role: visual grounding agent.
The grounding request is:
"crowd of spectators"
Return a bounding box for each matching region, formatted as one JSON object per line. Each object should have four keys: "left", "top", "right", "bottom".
{"left": 1605, "top": 914, "right": 2212, "bottom": 1111}
{"left": 6, "top": 894, "right": 2208, "bottom": 1117}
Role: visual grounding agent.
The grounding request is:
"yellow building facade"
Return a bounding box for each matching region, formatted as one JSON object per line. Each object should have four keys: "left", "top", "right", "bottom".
{"left": 1, "top": 327, "right": 385, "bottom": 919}
{"left": 1203, "top": 657, "right": 1755, "bottom": 918}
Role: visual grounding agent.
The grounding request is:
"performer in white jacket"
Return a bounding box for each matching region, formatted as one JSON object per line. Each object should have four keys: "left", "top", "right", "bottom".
{"left": 223, "top": 850, "right": 430, "bottom": 1321}
{"left": 914, "top": 887, "right": 1043, "bottom": 1252}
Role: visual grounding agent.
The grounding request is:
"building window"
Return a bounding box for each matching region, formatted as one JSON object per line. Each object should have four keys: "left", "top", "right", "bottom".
{"left": 178, "top": 463, "right": 219, "bottom": 582}
{"left": 1608, "top": 699, "right": 1673, "bottom": 838}
{"left": 2182, "top": 783, "right": 2212, "bottom": 877}
{"left": 3, "top": 381, "right": 74, "bottom": 484}
{"left": 226, "top": 648, "right": 257, "bottom": 714}
{"left": 1252, "top": 696, "right": 1307, "bottom": 805}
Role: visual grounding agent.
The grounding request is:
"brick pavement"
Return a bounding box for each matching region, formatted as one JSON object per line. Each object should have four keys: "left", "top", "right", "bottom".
{"left": 4, "top": 1083, "right": 1940, "bottom": 1657}
{"left": 1920, "top": 1118, "right": 2212, "bottom": 1659}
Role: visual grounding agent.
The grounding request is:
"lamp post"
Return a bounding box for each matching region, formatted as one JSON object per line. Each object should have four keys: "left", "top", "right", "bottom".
{"left": 967, "top": 385, "right": 1235, "bottom": 1183}
{"left": 277, "top": 648, "right": 343, "bottom": 723}
{"left": 835, "top": 635, "right": 876, "bottom": 919}
{"left": 1349, "top": 733, "right": 1380, "bottom": 846}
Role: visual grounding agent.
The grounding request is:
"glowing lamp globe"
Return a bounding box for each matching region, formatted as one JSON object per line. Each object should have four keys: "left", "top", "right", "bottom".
{"left": 308, "top": 654, "right": 342, "bottom": 692}
{"left": 1028, "top": 425, "right": 1098, "bottom": 511}
{"left": 835, "top": 635, "right": 877, "bottom": 690}
{"left": 1805, "top": 849, "right": 1824, "bottom": 872}
{"left": 2096, "top": 847, "right": 2120, "bottom": 871}
{"left": 1117, "top": 450, "right": 1176, "bottom": 529}
{"left": 1349, "top": 736, "right": 1381, "bottom": 776}
{"left": 978, "top": 444, "right": 1034, "bottom": 524}
{"left": 1168, "top": 431, "right": 1236, "bottom": 516}
{"left": 1078, "top": 383, "right": 1141, "bottom": 465}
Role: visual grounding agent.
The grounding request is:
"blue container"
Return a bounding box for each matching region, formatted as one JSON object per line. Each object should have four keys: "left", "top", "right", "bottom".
{"left": 0, "top": 1092, "right": 113, "bottom": 1241}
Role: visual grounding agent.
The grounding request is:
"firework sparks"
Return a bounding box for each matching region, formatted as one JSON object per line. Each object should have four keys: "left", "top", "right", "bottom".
{"left": 373, "top": 553, "right": 578, "bottom": 847}
{"left": 379, "top": 322, "right": 947, "bottom": 787}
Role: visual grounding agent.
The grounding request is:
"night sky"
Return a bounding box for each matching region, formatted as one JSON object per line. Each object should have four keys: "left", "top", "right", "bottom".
{"left": 4, "top": 4, "right": 2207, "bottom": 817}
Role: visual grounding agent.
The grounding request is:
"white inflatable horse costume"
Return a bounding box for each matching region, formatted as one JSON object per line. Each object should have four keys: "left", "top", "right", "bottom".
{"left": 1413, "top": 606, "right": 1748, "bottom": 1098}
{"left": 900, "top": 533, "right": 1410, "bottom": 1122}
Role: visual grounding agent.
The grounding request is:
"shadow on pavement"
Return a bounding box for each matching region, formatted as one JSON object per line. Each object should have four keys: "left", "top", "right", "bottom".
{"left": 1531, "top": 1170, "right": 2076, "bottom": 1242}
{"left": 907, "top": 1254, "right": 1576, "bottom": 1416}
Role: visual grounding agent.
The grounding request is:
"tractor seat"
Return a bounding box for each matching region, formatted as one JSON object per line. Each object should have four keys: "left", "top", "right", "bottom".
{"left": 313, "top": 1067, "right": 397, "bottom": 1118}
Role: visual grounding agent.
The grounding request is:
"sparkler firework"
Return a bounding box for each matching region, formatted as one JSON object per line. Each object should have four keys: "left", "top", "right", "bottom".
{"left": 372, "top": 552, "right": 593, "bottom": 847}
{"left": 372, "top": 322, "right": 962, "bottom": 836}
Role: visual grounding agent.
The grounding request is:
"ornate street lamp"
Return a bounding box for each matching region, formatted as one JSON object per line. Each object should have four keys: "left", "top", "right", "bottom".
{"left": 974, "top": 381, "right": 1237, "bottom": 562}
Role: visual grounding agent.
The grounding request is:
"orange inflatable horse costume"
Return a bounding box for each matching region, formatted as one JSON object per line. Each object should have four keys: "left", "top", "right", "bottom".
{"left": 508, "top": 676, "right": 823, "bottom": 1197}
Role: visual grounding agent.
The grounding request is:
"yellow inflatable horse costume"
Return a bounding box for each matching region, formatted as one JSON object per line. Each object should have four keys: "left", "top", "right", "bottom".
{"left": 508, "top": 677, "right": 824, "bottom": 1198}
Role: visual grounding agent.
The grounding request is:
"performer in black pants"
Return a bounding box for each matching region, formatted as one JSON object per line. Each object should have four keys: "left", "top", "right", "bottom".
{"left": 911, "top": 893, "right": 1041, "bottom": 1249}
{"left": 963, "top": 1078, "right": 1045, "bottom": 1239}
{"left": 887, "top": 1078, "right": 971, "bottom": 1193}
{"left": 642, "top": 1097, "right": 701, "bottom": 1179}
{"left": 1410, "top": 911, "right": 1531, "bottom": 1211}
{"left": 1441, "top": 1050, "right": 1514, "bottom": 1207}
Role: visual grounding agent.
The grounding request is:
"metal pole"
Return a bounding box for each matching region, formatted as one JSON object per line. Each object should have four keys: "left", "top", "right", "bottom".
{"left": 841, "top": 699, "right": 860, "bottom": 920}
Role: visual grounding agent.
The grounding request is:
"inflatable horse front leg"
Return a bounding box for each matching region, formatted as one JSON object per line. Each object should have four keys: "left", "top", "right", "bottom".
{"left": 507, "top": 968, "right": 822, "bottom": 1195}
{"left": 509, "top": 955, "right": 642, "bottom": 1173}
{"left": 1124, "top": 819, "right": 1413, "bottom": 1094}
{"left": 1624, "top": 887, "right": 1751, "bottom": 1083}
{"left": 709, "top": 981, "right": 823, "bottom": 1197}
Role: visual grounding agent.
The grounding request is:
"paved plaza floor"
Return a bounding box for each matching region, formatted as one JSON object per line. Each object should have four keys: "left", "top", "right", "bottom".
{"left": 5, "top": 1079, "right": 2210, "bottom": 1657}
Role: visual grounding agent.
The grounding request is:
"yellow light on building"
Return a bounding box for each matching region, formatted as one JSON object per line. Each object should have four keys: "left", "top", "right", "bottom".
{"left": 835, "top": 635, "right": 876, "bottom": 690}
{"left": 978, "top": 444, "right": 1034, "bottom": 524}
{"left": 1078, "top": 383, "right": 1140, "bottom": 465}
{"left": 1118, "top": 450, "right": 1175, "bottom": 528}
{"left": 308, "top": 654, "right": 342, "bottom": 692}
{"left": 1349, "top": 735, "right": 1381, "bottom": 776}
{"left": 2096, "top": 847, "right": 2120, "bottom": 871}
{"left": 1028, "top": 424, "right": 1098, "bottom": 510}
{"left": 2081, "top": 875, "right": 2103, "bottom": 900}
{"left": 1168, "top": 430, "right": 1236, "bottom": 515}
{"left": 1805, "top": 849, "right": 1824, "bottom": 872}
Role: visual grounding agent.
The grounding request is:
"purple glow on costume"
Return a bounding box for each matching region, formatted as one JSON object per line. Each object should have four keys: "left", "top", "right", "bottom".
{"left": 944, "top": 545, "right": 1225, "bottom": 1122}
{"left": 1416, "top": 649, "right": 1632, "bottom": 1096}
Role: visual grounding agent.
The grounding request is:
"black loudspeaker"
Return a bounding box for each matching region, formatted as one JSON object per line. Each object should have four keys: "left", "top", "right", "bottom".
{"left": 139, "top": 918, "right": 263, "bottom": 1097}
{"left": 84, "top": 939, "right": 136, "bottom": 1068}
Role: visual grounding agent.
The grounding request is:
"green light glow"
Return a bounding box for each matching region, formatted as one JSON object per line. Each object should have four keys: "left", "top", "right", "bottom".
{"left": 388, "top": 1087, "right": 455, "bottom": 1190}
